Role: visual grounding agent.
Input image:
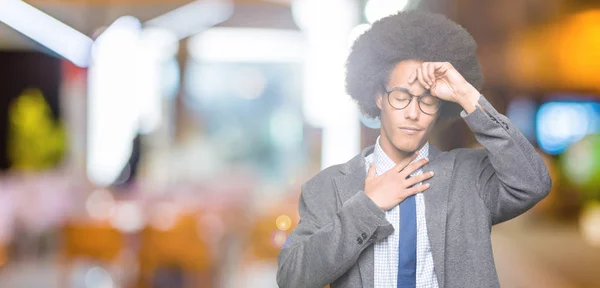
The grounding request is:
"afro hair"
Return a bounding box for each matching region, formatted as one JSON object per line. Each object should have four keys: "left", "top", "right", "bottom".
{"left": 345, "top": 10, "right": 484, "bottom": 120}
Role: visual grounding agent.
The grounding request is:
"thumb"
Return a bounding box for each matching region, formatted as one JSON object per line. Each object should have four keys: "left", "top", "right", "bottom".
{"left": 367, "top": 164, "right": 376, "bottom": 179}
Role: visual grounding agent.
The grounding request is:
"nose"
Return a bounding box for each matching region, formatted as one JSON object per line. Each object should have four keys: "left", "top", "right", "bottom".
{"left": 404, "top": 98, "right": 420, "bottom": 120}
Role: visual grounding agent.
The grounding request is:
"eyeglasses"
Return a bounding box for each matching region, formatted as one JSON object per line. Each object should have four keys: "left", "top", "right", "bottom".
{"left": 382, "top": 85, "right": 442, "bottom": 115}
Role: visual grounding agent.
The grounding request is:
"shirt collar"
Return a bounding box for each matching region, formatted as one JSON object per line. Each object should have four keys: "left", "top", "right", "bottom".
{"left": 373, "top": 136, "right": 429, "bottom": 176}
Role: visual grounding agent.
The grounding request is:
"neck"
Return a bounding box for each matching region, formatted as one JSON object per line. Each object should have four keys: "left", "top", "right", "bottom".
{"left": 378, "top": 133, "right": 426, "bottom": 164}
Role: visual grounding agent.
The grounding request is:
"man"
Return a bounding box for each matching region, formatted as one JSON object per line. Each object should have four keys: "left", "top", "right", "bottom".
{"left": 277, "top": 10, "right": 551, "bottom": 288}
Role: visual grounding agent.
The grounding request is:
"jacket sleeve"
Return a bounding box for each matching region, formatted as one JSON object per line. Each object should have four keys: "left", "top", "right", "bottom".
{"left": 276, "top": 180, "right": 393, "bottom": 287}
{"left": 461, "top": 95, "right": 552, "bottom": 225}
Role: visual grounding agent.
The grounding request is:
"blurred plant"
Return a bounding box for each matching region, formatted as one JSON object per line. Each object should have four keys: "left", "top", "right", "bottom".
{"left": 560, "top": 134, "right": 600, "bottom": 202}
{"left": 7, "top": 88, "right": 66, "bottom": 170}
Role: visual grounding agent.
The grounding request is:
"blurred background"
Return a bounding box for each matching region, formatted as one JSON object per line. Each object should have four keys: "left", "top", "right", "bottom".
{"left": 0, "top": 0, "right": 599, "bottom": 287}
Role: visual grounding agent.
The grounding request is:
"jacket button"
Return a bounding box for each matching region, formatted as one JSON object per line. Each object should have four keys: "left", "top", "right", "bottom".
{"left": 356, "top": 237, "right": 363, "bottom": 245}
{"left": 361, "top": 232, "right": 368, "bottom": 240}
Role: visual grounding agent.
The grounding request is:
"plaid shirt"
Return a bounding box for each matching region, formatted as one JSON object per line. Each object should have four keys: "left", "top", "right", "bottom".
{"left": 365, "top": 137, "right": 439, "bottom": 288}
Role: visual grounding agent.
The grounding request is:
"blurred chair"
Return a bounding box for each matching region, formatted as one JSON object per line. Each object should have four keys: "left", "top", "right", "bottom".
{"left": 236, "top": 196, "right": 300, "bottom": 288}
{"left": 137, "top": 212, "right": 214, "bottom": 288}
{"left": 245, "top": 191, "right": 300, "bottom": 262}
{"left": 247, "top": 214, "right": 295, "bottom": 261}
{"left": 0, "top": 242, "right": 7, "bottom": 268}
{"left": 60, "top": 220, "right": 126, "bottom": 286}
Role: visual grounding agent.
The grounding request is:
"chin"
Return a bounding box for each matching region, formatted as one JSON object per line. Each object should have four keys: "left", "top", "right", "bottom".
{"left": 392, "top": 138, "right": 422, "bottom": 153}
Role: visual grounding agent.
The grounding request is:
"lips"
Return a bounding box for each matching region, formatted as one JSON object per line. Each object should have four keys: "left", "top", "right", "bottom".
{"left": 399, "top": 126, "right": 422, "bottom": 131}
{"left": 399, "top": 126, "right": 422, "bottom": 135}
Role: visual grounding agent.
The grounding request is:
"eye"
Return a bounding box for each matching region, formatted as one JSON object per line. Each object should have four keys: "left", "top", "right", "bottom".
{"left": 421, "top": 95, "right": 440, "bottom": 106}
{"left": 390, "top": 90, "right": 410, "bottom": 101}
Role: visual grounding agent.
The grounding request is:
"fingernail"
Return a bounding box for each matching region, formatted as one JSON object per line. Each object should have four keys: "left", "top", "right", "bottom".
{"left": 430, "top": 171, "right": 434, "bottom": 176}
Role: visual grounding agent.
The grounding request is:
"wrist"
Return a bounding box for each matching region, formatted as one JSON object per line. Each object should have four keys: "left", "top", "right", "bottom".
{"left": 457, "top": 85, "right": 481, "bottom": 114}
{"left": 364, "top": 189, "right": 386, "bottom": 211}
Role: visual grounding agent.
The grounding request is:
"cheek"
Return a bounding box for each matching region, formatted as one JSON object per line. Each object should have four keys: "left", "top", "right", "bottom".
{"left": 381, "top": 109, "right": 402, "bottom": 127}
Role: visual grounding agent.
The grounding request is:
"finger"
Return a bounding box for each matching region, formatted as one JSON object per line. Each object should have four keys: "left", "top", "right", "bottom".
{"left": 401, "top": 158, "right": 430, "bottom": 177}
{"left": 367, "top": 164, "right": 376, "bottom": 179}
{"left": 392, "top": 153, "right": 420, "bottom": 173}
{"left": 405, "top": 182, "right": 431, "bottom": 196}
{"left": 430, "top": 81, "right": 438, "bottom": 97}
{"left": 433, "top": 62, "right": 449, "bottom": 77}
{"left": 408, "top": 70, "right": 416, "bottom": 84}
{"left": 417, "top": 67, "right": 429, "bottom": 89}
{"left": 427, "top": 62, "right": 436, "bottom": 86}
{"left": 422, "top": 63, "right": 432, "bottom": 86}
{"left": 405, "top": 171, "right": 434, "bottom": 187}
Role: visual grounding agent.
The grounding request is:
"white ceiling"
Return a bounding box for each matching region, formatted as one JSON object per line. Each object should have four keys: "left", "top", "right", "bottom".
{"left": 0, "top": 1, "right": 297, "bottom": 50}
{"left": 0, "top": 2, "right": 192, "bottom": 50}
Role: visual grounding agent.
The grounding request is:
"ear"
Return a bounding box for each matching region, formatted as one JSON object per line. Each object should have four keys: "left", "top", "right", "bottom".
{"left": 376, "top": 94, "right": 383, "bottom": 110}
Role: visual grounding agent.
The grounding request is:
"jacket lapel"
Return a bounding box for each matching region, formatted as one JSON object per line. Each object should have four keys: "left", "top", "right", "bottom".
{"left": 332, "top": 144, "right": 452, "bottom": 287}
{"left": 333, "top": 145, "right": 373, "bottom": 204}
{"left": 333, "top": 145, "right": 378, "bottom": 286}
{"left": 422, "top": 145, "right": 453, "bottom": 287}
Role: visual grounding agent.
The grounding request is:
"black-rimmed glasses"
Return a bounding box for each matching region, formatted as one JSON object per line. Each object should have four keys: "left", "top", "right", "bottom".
{"left": 382, "top": 85, "right": 442, "bottom": 115}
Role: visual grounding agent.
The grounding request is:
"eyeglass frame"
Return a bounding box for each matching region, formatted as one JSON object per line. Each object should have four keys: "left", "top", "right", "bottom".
{"left": 381, "top": 84, "right": 443, "bottom": 115}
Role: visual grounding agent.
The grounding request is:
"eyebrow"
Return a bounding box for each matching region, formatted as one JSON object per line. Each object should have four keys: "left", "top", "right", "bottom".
{"left": 386, "top": 86, "right": 432, "bottom": 96}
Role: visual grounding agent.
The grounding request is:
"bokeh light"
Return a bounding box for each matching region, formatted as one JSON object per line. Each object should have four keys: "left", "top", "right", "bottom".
{"left": 85, "top": 189, "right": 116, "bottom": 221}
{"left": 271, "top": 230, "right": 288, "bottom": 249}
{"left": 109, "top": 201, "right": 144, "bottom": 233}
{"left": 149, "top": 202, "right": 180, "bottom": 231}
{"left": 580, "top": 202, "right": 600, "bottom": 247}
{"left": 537, "top": 102, "right": 599, "bottom": 155}
{"left": 275, "top": 215, "right": 292, "bottom": 231}
{"left": 84, "top": 266, "right": 114, "bottom": 288}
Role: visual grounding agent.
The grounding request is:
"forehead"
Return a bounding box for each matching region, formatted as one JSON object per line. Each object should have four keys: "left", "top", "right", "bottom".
{"left": 387, "top": 59, "right": 422, "bottom": 88}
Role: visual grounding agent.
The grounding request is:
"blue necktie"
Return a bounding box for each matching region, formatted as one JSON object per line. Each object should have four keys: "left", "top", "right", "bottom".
{"left": 398, "top": 193, "right": 417, "bottom": 287}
